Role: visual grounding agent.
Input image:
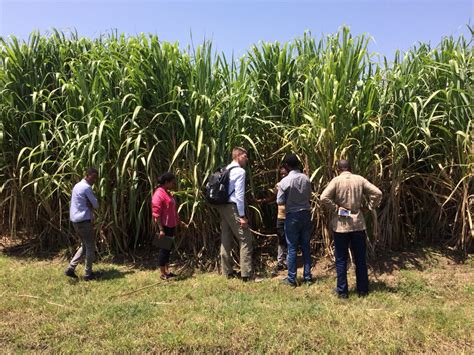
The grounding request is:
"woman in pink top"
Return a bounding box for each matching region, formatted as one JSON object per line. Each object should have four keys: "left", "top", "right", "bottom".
{"left": 152, "top": 172, "right": 185, "bottom": 280}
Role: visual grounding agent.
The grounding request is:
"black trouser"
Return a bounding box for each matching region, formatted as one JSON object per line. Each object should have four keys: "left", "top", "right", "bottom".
{"left": 334, "top": 230, "right": 369, "bottom": 295}
{"left": 276, "top": 219, "right": 287, "bottom": 247}
{"left": 276, "top": 218, "right": 287, "bottom": 264}
{"left": 157, "top": 226, "right": 175, "bottom": 267}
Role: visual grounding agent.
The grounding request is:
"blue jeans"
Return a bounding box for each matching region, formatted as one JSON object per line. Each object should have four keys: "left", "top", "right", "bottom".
{"left": 285, "top": 210, "right": 313, "bottom": 284}
{"left": 334, "top": 230, "right": 369, "bottom": 295}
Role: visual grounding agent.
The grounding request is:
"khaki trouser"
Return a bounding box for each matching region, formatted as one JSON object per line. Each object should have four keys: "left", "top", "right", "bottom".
{"left": 217, "top": 204, "right": 253, "bottom": 277}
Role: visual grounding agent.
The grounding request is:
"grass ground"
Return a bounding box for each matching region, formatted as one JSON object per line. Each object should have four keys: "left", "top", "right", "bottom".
{"left": 0, "top": 248, "right": 473, "bottom": 352}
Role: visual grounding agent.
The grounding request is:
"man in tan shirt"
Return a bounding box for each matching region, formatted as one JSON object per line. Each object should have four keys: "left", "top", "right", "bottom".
{"left": 320, "top": 160, "right": 382, "bottom": 298}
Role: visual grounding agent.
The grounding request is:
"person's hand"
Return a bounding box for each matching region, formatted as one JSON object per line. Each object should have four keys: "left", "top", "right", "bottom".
{"left": 180, "top": 221, "right": 189, "bottom": 229}
{"left": 239, "top": 217, "right": 248, "bottom": 228}
{"left": 158, "top": 230, "right": 165, "bottom": 239}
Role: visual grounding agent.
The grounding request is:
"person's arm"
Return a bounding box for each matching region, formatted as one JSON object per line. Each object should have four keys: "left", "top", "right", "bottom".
{"left": 152, "top": 191, "right": 165, "bottom": 238}
{"left": 173, "top": 196, "right": 188, "bottom": 228}
{"left": 233, "top": 169, "right": 248, "bottom": 228}
{"left": 85, "top": 186, "right": 99, "bottom": 209}
{"left": 276, "top": 182, "right": 286, "bottom": 206}
{"left": 320, "top": 180, "right": 338, "bottom": 213}
{"left": 256, "top": 189, "right": 277, "bottom": 204}
{"left": 363, "top": 179, "right": 382, "bottom": 210}
{"left": 234, "top": 169, "right": 246, "bottom": 217}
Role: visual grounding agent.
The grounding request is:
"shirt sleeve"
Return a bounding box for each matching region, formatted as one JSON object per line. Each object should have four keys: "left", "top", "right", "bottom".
{"left": 234, "top": 169, "right": 246, "bottom": 217}
{"left": 320, "top": 180, "right": 337, "bottom": 213}
{"left": 276, "top": 181, "right": 286, "bottom": 205}
{"left": 151, "top": 191, "right": 163, "bottom": 219}
{"left": 85, "top": 186, "right": 99, "bottom": 209}
{"left": 363, "top": 179, "right": 382, "bottom": 210}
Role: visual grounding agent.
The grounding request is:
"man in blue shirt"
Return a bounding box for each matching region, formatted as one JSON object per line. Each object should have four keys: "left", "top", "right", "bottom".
{"left": 64, "top": 168, "right": 100, "bottom": 281}
{"left": 277, "top": 154, "right": 313, "bottom": 287}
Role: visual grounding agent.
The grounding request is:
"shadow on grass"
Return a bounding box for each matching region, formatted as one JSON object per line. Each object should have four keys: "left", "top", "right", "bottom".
{"left": 98, "top": 268, "right": 135, "bottom": 281}
{"left": 367, "top": 245, "right": 466, "bottom": 275}
{"left": 369, "top": 280, "right": 398, "bottom": 294}
{"left": 2, "top": 236, "right": 469, "bottom": 279}
{"left": 64, "top": 268, "right": 136, "bottom": 284}
{"left": 174, "top": 266, "right": 195, "bottom": 281}
{"left": 1, "top": 236, "right": 63, "bottom": 260}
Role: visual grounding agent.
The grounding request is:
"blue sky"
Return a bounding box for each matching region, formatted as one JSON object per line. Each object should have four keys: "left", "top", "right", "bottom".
{"left": 0, "top": 0, "right": 472, "bottom": 59}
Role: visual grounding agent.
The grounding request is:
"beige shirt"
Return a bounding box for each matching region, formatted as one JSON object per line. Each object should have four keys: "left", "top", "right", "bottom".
{"left": 320, "top": 172, "right": 382, "bottom": 233}
{"left": 275, "top": 184, "right": 286, "bottom": 219}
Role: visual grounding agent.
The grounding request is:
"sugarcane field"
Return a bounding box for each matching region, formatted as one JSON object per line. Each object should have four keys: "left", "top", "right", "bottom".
{"left": 0, "top": 1, "right": 473, "bottom": 352}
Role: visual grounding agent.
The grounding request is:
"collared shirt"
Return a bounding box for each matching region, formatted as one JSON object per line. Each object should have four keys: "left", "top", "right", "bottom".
{"left": 226, "top": 161, "right": 246, "bottom": 217}
{"left": 70, "top": 179, "right": 99, "bottom": 223}
{"left": 276, "top": 170, "right": 312, "bottom": 214}
{"left": 320, "top": 171, "right": 382, "bottom": 233}
{"left": 151, "top": 187, "right": 180, "bottom": 228}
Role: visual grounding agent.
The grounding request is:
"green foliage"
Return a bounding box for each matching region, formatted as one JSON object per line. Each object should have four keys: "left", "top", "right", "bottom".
{"left": 0, "top": 27, "right": 472, "bottom": 256}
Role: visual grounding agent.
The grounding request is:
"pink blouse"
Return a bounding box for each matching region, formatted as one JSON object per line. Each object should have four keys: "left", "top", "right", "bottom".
{"left": 151, "top": 187, "right": 180, "bottom": 228}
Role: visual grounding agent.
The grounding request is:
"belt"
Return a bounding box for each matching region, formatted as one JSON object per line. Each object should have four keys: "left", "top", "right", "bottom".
{"left": 73, "top": 219, "right": 91, "bottom": 224}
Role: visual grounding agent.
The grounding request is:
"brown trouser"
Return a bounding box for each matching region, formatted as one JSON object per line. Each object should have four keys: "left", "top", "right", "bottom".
{"left": 217, "top": 204, "right": 253, "bottom": 277}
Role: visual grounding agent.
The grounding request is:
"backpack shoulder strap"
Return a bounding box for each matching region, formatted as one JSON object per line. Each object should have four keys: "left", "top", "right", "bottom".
{"left": 225, "top": 166, "right": 239, "bottom": 197}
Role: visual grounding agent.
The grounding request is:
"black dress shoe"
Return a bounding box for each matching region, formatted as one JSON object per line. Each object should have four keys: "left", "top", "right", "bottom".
{"left": 64, "top": 268, "right": 78, "bottom": 279}
{"left": 226, "top": 272, "right": 238, "bottom": 279}
{"left": 281, "top": 278, "right": 297, "bottom": 287}
{"left": 84, "top": 271, "right": 102, "bottom": 281}
{"left": 358, "top": 291, "right": 369, "bottom": 298}
{"left": 333, "top": 288, "right": 349, "bottom": 299}
{"left": 241, "top": 276, "right": 253, "bottom": 282}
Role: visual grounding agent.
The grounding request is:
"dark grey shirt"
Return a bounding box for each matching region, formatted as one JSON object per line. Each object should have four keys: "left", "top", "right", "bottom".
{"left": 276, "top": 170, "right": 312, "bottom": 213}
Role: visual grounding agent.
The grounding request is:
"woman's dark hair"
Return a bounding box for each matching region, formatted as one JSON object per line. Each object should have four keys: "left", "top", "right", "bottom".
{"left": 158, "top": 172, "right": 176, "bottom": 186}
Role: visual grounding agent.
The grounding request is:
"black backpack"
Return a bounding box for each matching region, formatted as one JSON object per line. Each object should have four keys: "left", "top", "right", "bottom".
{"left": 205, "top": 166, "right": 236, "bottom": 205}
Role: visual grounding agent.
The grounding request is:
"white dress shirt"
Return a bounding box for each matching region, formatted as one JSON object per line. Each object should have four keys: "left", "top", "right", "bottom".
{"left": 70, "top": 179, "right": 99, "bottom": 223}
{"left": 226, "top": 161, "right": 246, "bottom": 217}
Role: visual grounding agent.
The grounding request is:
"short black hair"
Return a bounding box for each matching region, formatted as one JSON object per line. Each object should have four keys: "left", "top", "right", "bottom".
{"left": 158, "top": 172, "right": 176, "bottom": 186}
{"left": 283, "top": 154, "right": 300, "bottom": 169}
{"left": 86, "top": 167, "right": 98, "bottom": 176}
{"left": 337, "top": 160, "right": 351, "bottom": 171}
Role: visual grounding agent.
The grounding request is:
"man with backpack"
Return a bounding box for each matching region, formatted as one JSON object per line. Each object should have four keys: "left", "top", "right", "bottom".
{"left": 207, "top": 147, "right": 253, "bottom": 281}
